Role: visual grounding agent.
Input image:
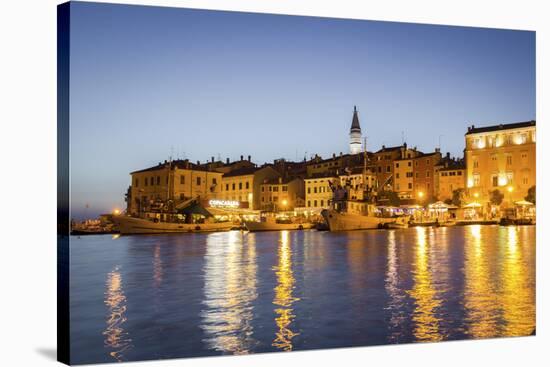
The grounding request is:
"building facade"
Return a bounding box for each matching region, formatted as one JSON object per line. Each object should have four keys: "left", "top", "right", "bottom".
{"left": 304, "top": 175, "right": 338, "bottom": 210}
{"left": 412, "top": 150, "right": 442, "bottom": 203}
{"left": 128, "top": 160, "right": 223, "bottom": 215}
{"left": 260, "top": 177, "right": 305, "bottom": 211}
{"left": 393, "top": 158, "right": 414, "bottom": 200}
{"left": 465, "top": 120, "right": 536, "bottom": 204}
{"left": 220, "top": 166, "right": 280, "bottom": 210}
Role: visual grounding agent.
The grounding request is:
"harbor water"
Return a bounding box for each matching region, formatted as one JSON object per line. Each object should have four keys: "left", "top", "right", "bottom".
{"left": 70, "top": 225, "right": 535, "bottom": 364}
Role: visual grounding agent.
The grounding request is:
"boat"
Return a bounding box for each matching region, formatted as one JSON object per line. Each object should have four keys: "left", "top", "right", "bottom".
{"left": 321, "top": 206, "right": 401, "bottom": 231}
{"left": 386, "top": 216, "right": 410, "bottom": 229}
{"left": 244, "top": 215, "right": 314, "bottom": 232}
{"left": 113, "top": 215, "right": 234, "bottom": 234}
{"left": 437, "top": 220, "right": 456, "bottom": 227}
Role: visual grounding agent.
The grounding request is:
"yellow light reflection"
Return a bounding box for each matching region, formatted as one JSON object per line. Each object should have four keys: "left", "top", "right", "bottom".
{"left": 408, "top": 227, "right": 443, "bottom": 342}
{"left": 500, "top": 226, "right": 535, "bottom": 336}
{"left": 201, "top": 231, "right": 258, "bottom": 354}
{"left": 103, "top": 267, "right": 132, "bottom": 362}
{"left": 272, "top": 230, "right": 300, "bottom": 351}
{"left": 463, "top": 225, "right": 498, "bottom": 338}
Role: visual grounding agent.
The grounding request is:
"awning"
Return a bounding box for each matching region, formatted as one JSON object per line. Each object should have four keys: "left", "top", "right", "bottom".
{"left": 463, "top": 202, "right": 482, "bottom": 208}
{"left": 514, "top": 200, "right": 534, "bottom": 206}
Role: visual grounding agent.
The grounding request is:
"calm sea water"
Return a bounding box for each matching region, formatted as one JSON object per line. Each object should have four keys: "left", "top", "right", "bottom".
{"left": 70, "top": 225, "right": 535, "bottom": 364}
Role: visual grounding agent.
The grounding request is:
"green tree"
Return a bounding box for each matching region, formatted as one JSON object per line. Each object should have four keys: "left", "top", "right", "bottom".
{"left": 525, "top": 185, "right": 536, "bottom": 204}
{"left": 451, "top": 188, "right": 465, "bottom": 207}
{"left": 490, "top": 189, "right": 504, "bottom": 206}
{"left": 444, "top": 198, "right": 453, "bottom": 205}
{"left": 377, "top": 190, "right": 401, "bottom": 207}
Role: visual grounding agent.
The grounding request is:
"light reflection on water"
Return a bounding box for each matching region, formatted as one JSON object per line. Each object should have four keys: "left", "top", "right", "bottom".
{"left": 200, "top": 231, "right": 258, "bottom": 354}
{"left": 70, "top": 225, "right": 535, "bottom": 363}
{"left": 272, "top": 231, "right": 300, "bottom": 351}
{"left": 103, "top": 266, "right": 133, "bottom": 362}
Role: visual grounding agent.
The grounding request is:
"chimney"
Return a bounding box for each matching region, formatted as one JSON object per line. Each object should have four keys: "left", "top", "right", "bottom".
{"left": 240, "top": 155, "right": 244, "bottom": 161}
{"left": 226, "top": 158, "right": 230, "bottom": 164}
{"left": 211, "top": 156, "right": 215, "bottom": 162}
{"left": 446, "top": 152, "right": 450, "bottom": 159}
{"left": 197, "top": 160, "right": 200, "bottom": 165}
{"left": 248, "top": 155, "right": 251, "bottom": 161}
{"left": 333, "top": 153, "right": 336, "bottom": 158}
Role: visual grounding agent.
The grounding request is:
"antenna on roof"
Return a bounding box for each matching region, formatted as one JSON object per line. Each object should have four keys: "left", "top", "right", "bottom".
{"left": 438, "top": 135, "right": 443, "bottom": 150}
{"left": 401, "top": 131, "right": 405, "bottom": 145}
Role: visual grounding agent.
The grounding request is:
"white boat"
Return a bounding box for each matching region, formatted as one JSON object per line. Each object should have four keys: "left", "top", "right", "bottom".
{"left": 113, "top": 215, "right": 234, "bottom": 235}
{"left": 386, "top": 216, "right": 410, "bottom": 229}
{"left": 321, "top": 208, "right": 399, "bottom": 231}
{"left": 244, "top": 216, "right": 314, "bottom": 232}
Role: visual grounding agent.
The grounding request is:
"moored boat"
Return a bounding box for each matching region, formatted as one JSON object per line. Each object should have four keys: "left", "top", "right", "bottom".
{"left": 113, "top": 215, "right": 234, "bottom": 234}
{"left": 244, "top": 215, "right": 314, "bottom": 232}
{"left": 321, "top": 207, "right": 399, "bottom": 231}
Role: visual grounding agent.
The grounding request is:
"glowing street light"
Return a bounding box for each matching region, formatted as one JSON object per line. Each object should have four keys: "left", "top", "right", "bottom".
{"left": 417, "top": 191, "right": 424, "bottom": 199}
{"left": 507, "top": 186, "right": 514, "bottom": 193}
{"left": 113, "top": 209, "right": 121, "bottom": 215}
{"left": 474, "top": 192, "right": 479, "bottom": 198}
{"left": 282, "top": 199, "right": 288, "bottom": 207}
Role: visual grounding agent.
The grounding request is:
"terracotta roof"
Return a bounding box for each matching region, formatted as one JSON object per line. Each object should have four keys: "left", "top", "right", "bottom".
{"left": 222, "top": 166, "right": 260, "bottom": 177}
{"left": 466, "top": 120, "right": 536, "bottom": 135}
{"left": 131, "top": 159, "right": 215, "bottom": 174}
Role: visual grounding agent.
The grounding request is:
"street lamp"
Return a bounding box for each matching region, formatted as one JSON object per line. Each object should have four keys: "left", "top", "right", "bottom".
{"left": 113, "top": 209, "right": 121, "bottom": 215}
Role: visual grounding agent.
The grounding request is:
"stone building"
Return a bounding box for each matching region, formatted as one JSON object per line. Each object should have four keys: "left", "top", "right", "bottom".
{"left": 220, "top": 165, "right": 280, "bottom": 210}
{"left": 465, "top": 120, "right": 536, "bottom": 204}
{"left": 260, "top": 177, "right": 305, "bottom": 211}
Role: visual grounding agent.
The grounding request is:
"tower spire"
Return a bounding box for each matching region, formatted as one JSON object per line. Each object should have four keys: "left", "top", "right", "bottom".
{"left": 349, "top": 106, "right": 363, "bottom": 154}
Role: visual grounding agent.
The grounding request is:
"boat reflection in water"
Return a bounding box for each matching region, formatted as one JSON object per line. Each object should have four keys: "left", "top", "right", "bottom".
{"left": 272, "top": 230, "right": 300, "bottom": 351}
{"left": 200, "top": 231, "right": 258, "bottom": 354}
{"left": 103, "top": 266, "right": 133, "bottom": 362}
{"left": 408, "top": 227, "right": 443, "bottom": 342}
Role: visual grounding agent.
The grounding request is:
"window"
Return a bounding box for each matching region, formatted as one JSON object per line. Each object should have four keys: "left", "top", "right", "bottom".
{"left": 145, "top": 177, "right": 148, "bottom": 186}
{"left": 506, "top": 172, "right": 514, "bottom": 185}
{"left": 261, "top": 186, "right": 264, "bottom": 192}
{"left": 492, "top": 175, "right": 498, "bottom": 187}
{"left": 408, "top": 183, "right": 412, "bottom": 189}
{"left": 157, "top": 176, "right": 160, "bottom": 185}
{"left": 307, "top": 187, "right": 311, "bottom": 194}
{"left": 442, "top": 172, "right": 448, "bottom": 177}
{"left": 491, "top": 154, "right": 497, "bottom": 161}
{"left": 262, "top": 197, "right": 265, "bottom": 202}
{"left": 473, "top": 160, "right": 479, "bottom": 169}
{"left": 520, "top": 133, "right": 527, "bottom": 144}
{"left": 245, "top": 182, "right": 249, "bottom": 189}
{"left": 269, "top": 186, "right": 272, "bottom": 192}
{"left": 408, "top": 162, "right": 412, "bottom": 167}
{"left": 415, "top": 161, "right": 418, "bottom": 167}
{"left": 180, "top": 193, "right": 185, "bottom": 200}
{"left": 307, "top": 200, "right": 311, "bottom": 207}
{"left": 273, "top": 196, "right": 278, "bottom": 202}
{"left": 378, "top": 167, "right": 382, "bottom": 173}
{"left": 314, "top": 200, "right": 317, "bottom": 207}
{"left": 314, "top": 187, "right": 317, "bottom": 193}
{"left": 180, "top": 175, "right": 185, "bottom": 185}
{"left": 396, "top": 163, "right": 400, "bottom": 168}
{"left": 273, "top": 186, "right": 279, "bottom": 192}
{"left": 226, "top": 184, "right": 229, "bottom": 191}
{"left": 239, "top": 182, "right": 242, "bottom": 190}
{"left": 406, "top": 172, "right": 413, "bottom": 178}
{"left": 396, "top": 183, "right": 400, "bottom": 190}
{"left": 212, "top": 178, "right": 217, "bottom": 185}
{"left": 282, "top": 186, "right": 288, "bottom": 192}
{"left": 134, "top": 178, "right": 139, "bottom": 187}
{"left": 196, "top": 177, "right": 201, "bottom": 186}
{"left": 506, "top": 155, "right": 512, "bottom": 165}
{"left": 522, "top": 177, "right": 529, "bottom": 185}
{"left": 386, "top": 166, "right": 391, "bottom": 173}
{"left": 320, "top": 200, "right": 324, "bottom": 207}
{"left": 415, "top": 172, "right": 419, "bottom": 178}
{"left": 232, "top": 183, "right": 236, "bottom": 190}
{"left": 396, "top": 173, "right": 400, "bottom": 179}
{"left": 473, "top": 173, "right": 480, "bottom": 187}
{"left": 426, "top": 171, "right": 430, "bottom": 178}
{"left": 458, "top": 171, "right": 462, "bottom": 176}
{"left": 427, "top": 159, "right": 430, "bottom": 164}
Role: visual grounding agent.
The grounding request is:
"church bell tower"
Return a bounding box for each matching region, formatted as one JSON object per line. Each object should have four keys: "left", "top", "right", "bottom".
{"left": 349, "top": 106, "right": 362, "bottom": 154}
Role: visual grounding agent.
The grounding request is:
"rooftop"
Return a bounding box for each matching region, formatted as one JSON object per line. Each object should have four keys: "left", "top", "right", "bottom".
{"left": 466, "top": 120, "right": 536, "bottom": 135}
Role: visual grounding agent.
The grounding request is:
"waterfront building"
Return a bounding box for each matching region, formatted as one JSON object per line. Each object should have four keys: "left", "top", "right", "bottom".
{"left": 208, "top": 155, "right": 256, "bottom": 174}
{"left": 220, "top": 165, "right": 280, "bottom": 210}
{"left": 411, "top": 150, "right": 442, "bottom": 203}
{"left": 304, "top": 174, "right": 339, "bottom": 210}
{"left": 349, "top": 106, "right": 363, "bottom": 154}
{"left": 373, "top": 143, "right": 419, "bottom": 192}
{"left": 393, "top": 157, "right": 415, "bottom": 200}
{"left": 435, "top": 155, "right": 465, "bottom": 202}
{"left": 128, "top": 159, "right": 223, "bottom": 215}
{"left": 464, "top": 120, "right": 536, "bottom": 204}
{"left": 260, "top": 177, "right": 305, "bottom": 211}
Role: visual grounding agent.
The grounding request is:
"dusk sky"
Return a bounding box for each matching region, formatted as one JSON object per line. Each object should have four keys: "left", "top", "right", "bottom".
{"left": 68, "top": 1, "right": 535, "bottom": 218}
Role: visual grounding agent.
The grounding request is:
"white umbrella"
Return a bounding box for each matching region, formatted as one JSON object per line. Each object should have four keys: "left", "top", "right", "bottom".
{"left": 514, "top": 200, "right": 534, "bottom": 206}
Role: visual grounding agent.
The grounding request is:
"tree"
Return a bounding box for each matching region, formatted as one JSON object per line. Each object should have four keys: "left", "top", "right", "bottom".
{"left": 377, "top": 190, "right": 401, "bottom": 207}
{"left": 525, "top": 185, "right": 536, "bottom": 204}
{"left": 451, "top": 188, "right": 465, "bottom": 207}
{"left": 490, "top": 189, "right": 504, "bottom": 206}
{"left": 444, "top": 198, "right": 453, "bottom": 205}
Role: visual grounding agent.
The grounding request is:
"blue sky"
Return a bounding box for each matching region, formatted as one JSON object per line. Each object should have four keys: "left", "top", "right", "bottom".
{"left": 68, "top": 1, "right": 535, "bottom": 218}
